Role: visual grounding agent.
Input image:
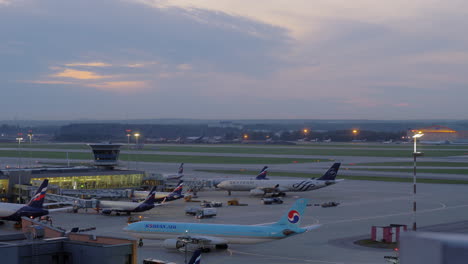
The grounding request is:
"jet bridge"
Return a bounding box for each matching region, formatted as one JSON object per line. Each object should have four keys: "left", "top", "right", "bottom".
{"left": 46, "top": 193, "right": 98, "bottom": 209}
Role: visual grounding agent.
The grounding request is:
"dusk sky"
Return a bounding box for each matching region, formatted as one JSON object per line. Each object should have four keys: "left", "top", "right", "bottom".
{"left": 1, "top": 0, "right": 467, "bottom": 120}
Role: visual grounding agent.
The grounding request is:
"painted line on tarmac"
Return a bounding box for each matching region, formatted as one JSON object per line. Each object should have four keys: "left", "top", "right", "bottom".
{"left": 324, "top": 202, "right": 465, "bottom": 225}
{"left": 228, "top": 249, "right": 344, "bottom": 264}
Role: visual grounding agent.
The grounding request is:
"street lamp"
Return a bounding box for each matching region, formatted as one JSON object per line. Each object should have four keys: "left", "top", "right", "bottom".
{"left": 16, "top": 135, "right": 24, "bottom": 168}
{"left": 126, "top": 129, "right": 132, "bottom": 168}
{"left": 412, "top": 132, "right": 424, "bottom": 231}
{"left": 352, "top": 129, "right": 358, "bottom": 141}
{"left": 134, "top": 133, "right": 140, "bottom": 170}
{"left": 27, "top": 131, "right": 33, "bottom": 167}
{"left": 134, "top": 133, "right": 140, "bottom": 147}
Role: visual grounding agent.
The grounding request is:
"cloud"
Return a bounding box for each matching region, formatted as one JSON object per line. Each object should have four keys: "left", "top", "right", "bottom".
{"left": 64, "top": 62, "right": 111, "bottom": 67}
{"left": 177, "top": 64, "right": 192, "bottom": 71}
{"left": 50, "top": 69, "right": 112, "bottom": 80}
{"left": 85, "top": 81, "right": 149, "bottom": 93}
{"left": 25, "top": 80, "right": 75, "bottom": 85}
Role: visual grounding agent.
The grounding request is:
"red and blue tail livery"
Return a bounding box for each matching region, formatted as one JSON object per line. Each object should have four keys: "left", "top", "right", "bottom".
{"left": 0, "top": 179, "right": 50, "bottom": 222}
{"left": 255, "top": 166, "right": 269, "bottom": 180}
{"left": 288, "top": 210, "right": 300, "bottom": 224}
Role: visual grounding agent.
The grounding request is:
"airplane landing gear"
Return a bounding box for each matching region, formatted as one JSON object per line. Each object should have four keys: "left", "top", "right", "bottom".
{"left": 138, "top": 238, "right": 144, "bottom": 247}
{"left": 227, "top": 190, "right": 231, "bottom": 196}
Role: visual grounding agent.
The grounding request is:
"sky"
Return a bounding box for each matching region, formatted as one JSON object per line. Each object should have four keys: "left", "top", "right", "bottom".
{"left": 1, "top": 0, "right": 468, "bottom": 120}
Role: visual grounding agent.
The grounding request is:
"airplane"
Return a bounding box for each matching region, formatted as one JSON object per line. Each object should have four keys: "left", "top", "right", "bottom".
{"left": 98, "top": 186, "right": 159, "bottom": 215}
{"left": 216, "top": 163, "right": 342, "bottom": 196}
{"left": 124, "top": 198, "right": 319, "bottom": 249}
{"left": 154, "top": 181, "right": 185, "bottom": 203}
{"left": 211, "top": 166, "right": 270, "bottom": 188}
{"left": 0, "top": 179, "right": 49, "bottom": 222}
{"left": 163, "top": 163, "right": 185, "bottom": 180}
{"left": 132, "top": 181, "right": 185, "bottom": 201}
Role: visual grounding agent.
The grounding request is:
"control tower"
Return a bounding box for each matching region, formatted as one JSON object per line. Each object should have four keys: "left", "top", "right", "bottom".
{"left": 88, "top": 143, "right": 122, "bottom": 169}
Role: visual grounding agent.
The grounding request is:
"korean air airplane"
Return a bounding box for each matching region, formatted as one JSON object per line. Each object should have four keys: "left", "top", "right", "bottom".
{"left": 217, "top": 163, "right": 342, "bottom": 196}
{"left": 124, "top": 198, "right": 319, "bottom": 249}
{"left": 0, "top": 179, "right": 49, "bottom": 222}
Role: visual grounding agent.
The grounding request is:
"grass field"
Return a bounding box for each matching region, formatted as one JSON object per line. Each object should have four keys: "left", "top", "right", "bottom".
{"left": 354, "top": 162, "right": 468, "bottom": 167}
{"left": 194, "top": 169, "right": 468, "bottom": 184}
{"left": 1, "top": 143, "right": 468, "bottom": 157}
{"left": 0, "top": 150, "right": 329, "bottom": 164}
{"left": 347, "top": 168, "right": 468, "bottom": 175}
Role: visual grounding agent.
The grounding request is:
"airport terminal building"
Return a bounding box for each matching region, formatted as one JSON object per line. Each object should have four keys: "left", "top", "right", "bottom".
{"left": 0, "top": 143, "right": 145, "bottom": 202}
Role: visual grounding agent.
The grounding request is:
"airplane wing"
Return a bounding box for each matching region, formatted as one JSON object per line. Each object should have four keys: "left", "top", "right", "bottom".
{"left": 303, "top": 224, "right": 321, "bottom": 232}
{"left": 257, "top": 185, "right": 289, "bottom": 193}
{"left": 48, "top": 207, "right": 75, "bottom": 212}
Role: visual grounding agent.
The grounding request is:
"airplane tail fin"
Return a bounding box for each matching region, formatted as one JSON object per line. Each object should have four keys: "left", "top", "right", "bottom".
{"left": 255, "top": 166, "right": 269, "bottom": 180}
{"left": 27, "top": 179, "right": 49, "bottom": 208}
{"left": 188, "top": 249, "right": 201, "bottom": 264}
{"left": 274, "top": 198, "right": 308, "bottom": 228}
{"left": 317, "top": 163, "right": 341, "bottom": 181}
{"left": 169, "top": 181, "right": 184, "bottom": 197}
{"left": 143, "top": 186, "right": 157, "bottom": 204}
{"left": 178, "top": 163, "right": 184, "bottom": 175}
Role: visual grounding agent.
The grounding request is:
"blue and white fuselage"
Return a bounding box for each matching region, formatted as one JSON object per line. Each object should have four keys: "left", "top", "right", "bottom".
{"left": 125, "top": 221, "right": 306, "bottom": 244}
{"left": 124, "top": 198, "right": 319, "bottom": 249}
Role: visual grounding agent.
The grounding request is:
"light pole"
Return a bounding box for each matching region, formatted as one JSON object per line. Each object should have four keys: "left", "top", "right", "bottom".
{"left": 352, "top": 129, "right": 358, "bottom": 141}
{"left": 126, "top": 129, "right": 132, "bottom": 169}
{"left": 16, "top": 135, "right": 24, "bottom": 203}
{"left": 134, "top": 133, "right": 140, "bottom": 170}
{"left": 412, "top": 132, "right": 424, "bottom": 231}
{"left": 303, "top": 128, "right": 309, "bottom": 140}
{"left": 27, "top": 131, "right": 33, "bottom": 167}
{"left": 16, "top": 134, "right": 24, "bottom": 168}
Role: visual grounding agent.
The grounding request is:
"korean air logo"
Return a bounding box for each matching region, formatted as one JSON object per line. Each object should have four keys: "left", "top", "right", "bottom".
{"left": 288, "top": 210, "right": 300, "bottom": 224}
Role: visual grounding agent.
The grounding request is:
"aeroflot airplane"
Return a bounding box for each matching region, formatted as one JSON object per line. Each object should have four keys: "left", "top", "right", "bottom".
{"left": 0, "top": 179, "right": 49, "bottom": 222}
{"left": 98, "top": 181, "right": 185, "bottom": 215}
{"left": 162, "top": 163, "right": 185, "bottom": 180}
{"left": 98, "top": 186, "right": 158, "bottom": 215}
{"left": 124, "top": 198, "right": 319, "bottom": 248}
{"left": 132, "top": 181, "right": 185, "bottom": 202}
{"left": 217, "top": 163, "right": 342, "bottom": 196}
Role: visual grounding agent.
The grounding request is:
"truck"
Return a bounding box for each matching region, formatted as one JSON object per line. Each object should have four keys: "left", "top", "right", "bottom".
{"left": 185, "top": 206, "right": 217, "bottom": 219}
{"left": 261, "top": 197, "right": 283, "bottom": 205}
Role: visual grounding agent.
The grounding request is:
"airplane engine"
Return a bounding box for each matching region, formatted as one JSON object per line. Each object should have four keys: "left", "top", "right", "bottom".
{"left": 249, "top": 189, "right": 265, "bottom": 196}
{"left": 163, "top": 238, "right": 186, "bottom": 250}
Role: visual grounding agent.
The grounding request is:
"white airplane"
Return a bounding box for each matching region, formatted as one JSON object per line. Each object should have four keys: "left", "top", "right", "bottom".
{"left": 0, "top": 179, "right": 49, "bottom": 222}
{"left": 124, "top": 198, "right": 319, "bottom": 249}
{"left": 212, "top": 166, "right": 269, "bottom": 188}
{"left": 98, "top": 186, "right": 159, "bottom": 215}
{"left": 98, "top": 182, "right": 185, "bottom": 215}
{"left": 148, "top": 163, "right": 185, "bottom": 182}
{"left": 217, "top": 163, "right": 342, "bottom": 196}
{"left": 163, "top": 163, "right": 185, "bottom": 180}
{"left": 131, "top": 181, "right": 185, "bottom": 201}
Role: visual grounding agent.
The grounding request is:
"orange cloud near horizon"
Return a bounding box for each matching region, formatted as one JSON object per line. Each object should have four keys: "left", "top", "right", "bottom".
{"left": 51, "top": 68, "right": 112, "bottom": 80}
{"left": 64, "top": 62, "right": 111, "bottom": 67}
